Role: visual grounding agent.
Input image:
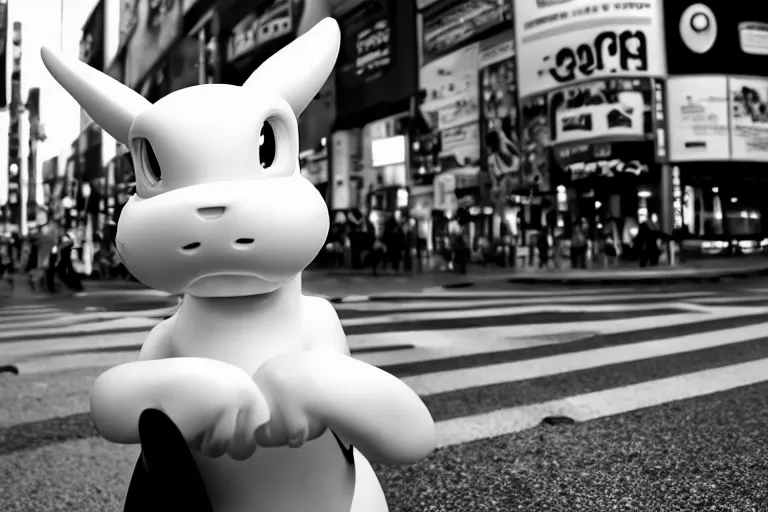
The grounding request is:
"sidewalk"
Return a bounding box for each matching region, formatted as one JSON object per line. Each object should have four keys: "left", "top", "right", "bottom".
{"left": 305, "top": 255, "right": 768, "bottom": 287}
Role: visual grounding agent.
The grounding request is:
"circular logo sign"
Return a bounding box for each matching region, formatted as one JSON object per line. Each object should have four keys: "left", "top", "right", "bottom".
{"left": 679, "top": 3, "right": 718, "bottom": 54}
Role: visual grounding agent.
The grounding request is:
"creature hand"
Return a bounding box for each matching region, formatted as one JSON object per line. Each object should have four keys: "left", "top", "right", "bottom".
{"left": 252, "top": 353, "right": 326, "bottom": 448}
{"left": 91, "top": 358, "right": 270, "bottom": 460}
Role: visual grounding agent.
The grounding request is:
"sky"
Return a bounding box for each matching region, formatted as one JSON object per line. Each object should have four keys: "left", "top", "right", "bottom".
{"left": 5, "top": 0, "right": 100, "bottom": 159}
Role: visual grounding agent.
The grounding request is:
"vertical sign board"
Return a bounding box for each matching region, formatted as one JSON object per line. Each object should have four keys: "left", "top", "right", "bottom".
{"left": 0, "top": 0, "right": 7, "bottom": 109}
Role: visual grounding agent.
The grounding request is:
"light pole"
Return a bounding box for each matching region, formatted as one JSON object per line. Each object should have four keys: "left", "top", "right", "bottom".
{"left": 81, "top": 181, "right": 92, "bottom": 275}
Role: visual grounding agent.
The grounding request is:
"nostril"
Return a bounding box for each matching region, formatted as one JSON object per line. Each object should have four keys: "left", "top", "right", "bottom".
{"left": 235, "top": 238, "right": 254, "bottom": 245}
{"left": 197, "top": 206, "right": 227, "bottom": 219}
{"left": 182, "top": 242, "right": 201, "bottom": 251}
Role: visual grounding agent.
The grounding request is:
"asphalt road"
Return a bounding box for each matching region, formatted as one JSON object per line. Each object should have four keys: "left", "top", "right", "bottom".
{"left": 2, "top": 277, "right": 768, "bottom": 511}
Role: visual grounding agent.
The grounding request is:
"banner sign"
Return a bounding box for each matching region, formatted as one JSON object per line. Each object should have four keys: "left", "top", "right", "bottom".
{"left": 666, "top": 75, "right": 730, "bottom": 161}
{"left": 478, "top": 29, "right": 521, "bottom": 191}
{"left": 422, "top": 0, "right": 512, "bottom": 64}
{"left": 729, "top": 75, "right": 768, "bottom": 162}
{"left": 0, "top": 0, "right": 7, "bottom": 109}
{"left": 520, "top": 94, "right": 551, "bottom": 191}
{"left": 514, "top": 0, "right": 665, "bottom": 98}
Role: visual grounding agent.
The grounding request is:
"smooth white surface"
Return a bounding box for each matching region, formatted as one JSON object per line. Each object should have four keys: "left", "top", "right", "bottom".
{"left": 41, "top": 17, "right": 400, "bottom": 512}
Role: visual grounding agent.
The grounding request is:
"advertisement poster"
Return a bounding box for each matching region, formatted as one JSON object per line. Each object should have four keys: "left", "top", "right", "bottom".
{"left": 479, "top": 30, "right": 521, "bottom": 192}
{"left": 729, "top": 76, "right": 768, "bottom": 162}
{"left": 548, "top": 78, "right": 650, "bottom": 145}
{"left": 422, "top": 0, "right": 512, "bottom": 64}
{"left": 420, "top": 42, "right": 480, "bottom": 172}
{"left": 666, "top": 75, "right": 730, "bottom": 162}
{"left": 125, "top": 0, "right": 183, "bottom": 88}
{"left": 514, "top": 0, "right": 665, "bottom": 98}
{"left": 520, "top": 94, "right": 551, "bottom": 191}
{"left": 420, "top": 42, "right": 480, "bottom": 131}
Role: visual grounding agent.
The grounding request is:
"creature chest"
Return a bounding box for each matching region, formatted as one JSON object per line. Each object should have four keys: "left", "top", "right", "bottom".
{"left": 169, "top": 306, "right": 305, "bottom": 373}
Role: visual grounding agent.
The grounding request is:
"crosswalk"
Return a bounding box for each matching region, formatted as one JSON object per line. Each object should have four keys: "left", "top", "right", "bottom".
{"left": 2, "top": 285, "right": 768, "bottom": 451}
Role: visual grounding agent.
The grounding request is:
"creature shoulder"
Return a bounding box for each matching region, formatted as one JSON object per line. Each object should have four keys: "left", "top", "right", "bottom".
{"left": 139, "top": 315, "right": 178, "bottom": 361}
{"left": 301, "top": 295, "right": 350, "bottom": 355}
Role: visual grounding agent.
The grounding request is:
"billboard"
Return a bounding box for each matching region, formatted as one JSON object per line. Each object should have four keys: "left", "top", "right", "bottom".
{"left": 729, "top": 75, "right": 768, "bottom": 162}
{"left": 664, "top": 1, "right": 768, "bottom": 75}
{"left": 666, "top": 75, "right": 730, "bottom": 161}
{"left": 514, "top": 0, "right": 666, "bottom": 98}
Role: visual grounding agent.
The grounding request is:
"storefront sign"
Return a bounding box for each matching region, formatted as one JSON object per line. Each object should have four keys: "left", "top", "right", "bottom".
{"left": 421, "top": 0, "right": 512, "bottom": 64}
{"left": 479, "top": 29, "right": 521, "bottom": 191}
{"left": 433, "top": 172, "right": 457, "bottom": 211}
{"left": 566, "top": 158, "right": 649, "bottom": 180}
{"left": 125, "top": 0, "right": 183, "bottom": 88}
{"left": 226, "top": 0, "right": 293, "bottom": 63}
{"left": 549, "top": 78, "right": 650, "bottom": 145}
{"left": 337, "top": 1, "right": 392, "bottom": 89}
{"left": 666, "top": 75, "right": 729, "bottom": 161}
{"left": 515, "top": 0, "right": 665, "bottom": 97}
{"left": 729, "top": 75, "right": 768, "bottom": 162}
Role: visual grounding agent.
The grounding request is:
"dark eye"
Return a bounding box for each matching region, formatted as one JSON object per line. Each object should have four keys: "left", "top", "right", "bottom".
{"left": 259, "top": 121, "right": 276, "bottom": 168}
{"left": 143, "top": 140, "right": 162, "bottom": 182}
{"left": 131, "top": 137, "right": 162, "bottom": 186}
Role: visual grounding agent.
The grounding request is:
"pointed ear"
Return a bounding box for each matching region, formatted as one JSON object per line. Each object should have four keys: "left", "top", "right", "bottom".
{"left": 41, "top": 46, "right": 151, "bottom": 145}
{"left": 243, "top": 17, "right": 340, "bottom": 117}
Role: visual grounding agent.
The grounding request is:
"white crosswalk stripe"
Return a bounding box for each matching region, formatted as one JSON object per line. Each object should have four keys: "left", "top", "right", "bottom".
{"left": 2, "top": 285, "right": 768, "bottom": 452}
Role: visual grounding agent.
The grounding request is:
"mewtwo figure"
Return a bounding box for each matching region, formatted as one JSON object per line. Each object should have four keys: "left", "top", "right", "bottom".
{"left": 41, "top": 18, "right": 435, "bottom": 512}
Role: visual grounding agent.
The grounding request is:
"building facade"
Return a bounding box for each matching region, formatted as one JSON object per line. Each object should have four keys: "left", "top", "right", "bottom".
{"left": 56, "top": 0, "right": 768, "bottom": 271}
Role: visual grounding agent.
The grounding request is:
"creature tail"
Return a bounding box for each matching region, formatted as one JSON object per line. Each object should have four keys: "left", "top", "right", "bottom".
{"left": 124, "top": 409, "right": 214, "bottom": 512}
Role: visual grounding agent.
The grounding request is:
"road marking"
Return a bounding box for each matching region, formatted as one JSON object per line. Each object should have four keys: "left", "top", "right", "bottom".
{"left": 335, "top": 291, "right": 716, "bottom": 312}
{"left": 0, "top": 305, "right": 179, "bottom": 330}
{"left": 0, "top": 317, "right": 160, "bottom": 342}
{"left": 372, "top": 288, "right": 634, "bottom": 299}
{"left": 436, "top": 357, "right": 768, "bottom": 448}
{"left": 340, "top": 302, "right": 703, "bottom": 326}
{"left": 402, "top": 321, "right": 768, "bottom": 395}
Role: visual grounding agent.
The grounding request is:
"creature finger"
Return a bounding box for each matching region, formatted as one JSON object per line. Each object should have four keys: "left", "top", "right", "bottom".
{"left": 200, "top": 411, "right": 236, "bottom": 458}
{"left": 227, "top": 407, "right": 260, "bottom": 461}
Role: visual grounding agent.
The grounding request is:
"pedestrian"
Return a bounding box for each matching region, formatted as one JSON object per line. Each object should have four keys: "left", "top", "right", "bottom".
{"left": 537, "top": 229, "right": 551, "bottom": 269}
{"left": 570, "top": 221, "right": 588, "bottom": 269}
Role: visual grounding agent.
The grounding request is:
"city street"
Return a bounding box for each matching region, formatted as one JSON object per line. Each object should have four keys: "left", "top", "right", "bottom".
{"left": 2, "top": 276, "right": 768, "bottom": 511}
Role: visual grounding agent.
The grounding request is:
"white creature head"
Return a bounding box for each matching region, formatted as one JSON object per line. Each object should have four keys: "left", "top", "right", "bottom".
{"left": 41, "top": 18, "right": 340, "bottom": 297}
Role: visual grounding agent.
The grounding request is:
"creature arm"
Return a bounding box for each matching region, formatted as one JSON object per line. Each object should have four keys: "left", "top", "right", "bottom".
{"left": 91, "top": 315, "right": 268, "bottom": 450}
{"left": 258, "top": 300, "right": 435, "bottom": 465}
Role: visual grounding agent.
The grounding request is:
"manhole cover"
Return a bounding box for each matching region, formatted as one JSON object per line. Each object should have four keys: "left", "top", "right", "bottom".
{"left": 540, "top": 416, "right": 576, "bottom": 426}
